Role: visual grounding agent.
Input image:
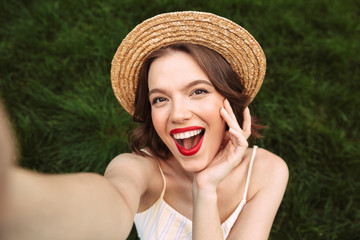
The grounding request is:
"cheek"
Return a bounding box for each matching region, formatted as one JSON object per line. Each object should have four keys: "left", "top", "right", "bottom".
{"left": 198, "top": 98, "right": 224, "bottom": 123}
{"left": 201, "top": 104, "right": 220, "bottom": 117}
{"left": 151, "top": 109, "right": 167, "bottom": 138}
{"left": 199, "top": 98, "right": 226, "bottom": 136}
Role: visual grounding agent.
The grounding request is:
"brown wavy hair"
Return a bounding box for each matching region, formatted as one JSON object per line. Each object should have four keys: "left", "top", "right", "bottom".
{"left": 131, "top": 43, "right": 263, "bottom": 160}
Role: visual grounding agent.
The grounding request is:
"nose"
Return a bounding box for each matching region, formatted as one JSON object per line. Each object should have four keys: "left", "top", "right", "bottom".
{"left": 170, "top": 99, "right": 192, "bottom": 123}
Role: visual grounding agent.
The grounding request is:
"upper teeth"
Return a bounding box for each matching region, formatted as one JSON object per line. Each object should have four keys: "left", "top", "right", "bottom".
{"left": 173, "top": 129, "right": 202, "bottom": 140}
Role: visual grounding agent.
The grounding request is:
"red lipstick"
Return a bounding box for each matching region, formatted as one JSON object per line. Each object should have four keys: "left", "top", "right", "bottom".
{"left": 174, "top": 135, "right": 204, "bottom": 156}
{"left": 170, "top": 126, "right": 204, "bottom": 156}
{"left": 170, "top": 126, "right": 203, "bottom": 134}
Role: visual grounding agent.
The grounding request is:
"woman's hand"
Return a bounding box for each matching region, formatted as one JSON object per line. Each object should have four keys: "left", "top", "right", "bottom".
{"left": 192, "top": 99, "right": 251, "bottom": 240}
{"left": 193, "top": 99, "right": 251, "bottom": 191}
{"left": 0, "top": 101, "right": 17, "bottom": 228}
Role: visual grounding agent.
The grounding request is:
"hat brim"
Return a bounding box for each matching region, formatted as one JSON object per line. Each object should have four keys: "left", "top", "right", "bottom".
{"left": 111, "top": 11, "right": 266, "bottom": 115}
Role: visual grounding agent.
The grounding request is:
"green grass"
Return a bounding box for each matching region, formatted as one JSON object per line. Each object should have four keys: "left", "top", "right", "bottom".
{"left": 1, "top": 0, "right": 359, "bottom": 239}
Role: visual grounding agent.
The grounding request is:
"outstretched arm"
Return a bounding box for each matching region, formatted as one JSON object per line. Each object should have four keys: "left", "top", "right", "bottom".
{"left": 0, "top": 101, "right": 17, "bottom": 226}
{"left": 3, "top": 168, "right": 136, "bottom": 240}
{"left": 0, "top": 102, "right": 142, "bottom": 240}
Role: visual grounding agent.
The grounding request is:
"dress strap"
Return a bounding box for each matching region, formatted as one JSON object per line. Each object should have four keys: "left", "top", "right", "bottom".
{"left": 242, "top": 145, "right": 258, "bottom": 203}
{"left": 155, "top": 160, "right": 167, "bottom": 199}
{"left": 140, "top": 149, "right": 167, "bottom": 199}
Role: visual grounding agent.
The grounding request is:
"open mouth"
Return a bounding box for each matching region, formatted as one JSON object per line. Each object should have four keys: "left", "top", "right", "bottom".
{"left": 172, "top": 129, "right": 205, "bottom": 150}
{"left": 170, "top": 127, "right": 205, "bottom": 156}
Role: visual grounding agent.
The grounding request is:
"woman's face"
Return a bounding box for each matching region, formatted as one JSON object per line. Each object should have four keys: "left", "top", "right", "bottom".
{"left": 148, "top": 51, "right": 226, "bottom": 172}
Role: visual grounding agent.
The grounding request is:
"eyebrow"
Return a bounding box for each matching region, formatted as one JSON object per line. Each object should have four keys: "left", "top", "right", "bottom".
{"left": 148, "top": 80, "right": 213, "bottom": 97}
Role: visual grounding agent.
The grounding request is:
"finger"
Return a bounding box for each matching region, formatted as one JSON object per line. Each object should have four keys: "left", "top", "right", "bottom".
{"left": 220, "top": 106, "right": 241, "bottom": 132}
{"left": 229, "top": 127, "right": 248, "bottom": 147}
{"left": 223, "top": 99, "right": 237, "bottom": 122}
{"left": 242, "top": 107, "right": 251, "bottom": 139}
{"left": 226, "top": 128, "right": 248, "bottom": 167}
{"left": 220, "top": 131, "right": 230, "bottom": 148}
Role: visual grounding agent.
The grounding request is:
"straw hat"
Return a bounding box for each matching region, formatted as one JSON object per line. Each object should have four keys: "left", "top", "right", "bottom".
{"left": 111, "top": 11, "right": 266, "bottom": 115}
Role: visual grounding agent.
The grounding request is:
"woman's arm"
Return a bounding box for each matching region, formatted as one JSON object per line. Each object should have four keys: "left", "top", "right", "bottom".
{"left": 193, "top": 148, "right": 288, "bottom": 240}
{"left": 192, "top": 100, "right": 288, "bottom": 239}
{"left": 0, "top": 103, "right": 147, "bottom": 240}
{"left": 2, "top": 166, "right": 138, "bottom": 240}
{"left": 227, "top": 149, "right": 289, "bottom": 239}
{"left": 0, "top": 101, "right": 17, "bottom": 227}
{"left": 192, "top": 100, "right": 251, "bottom": 240}
{"left": 192, "top": 182, "right": 224, "bottom": 239}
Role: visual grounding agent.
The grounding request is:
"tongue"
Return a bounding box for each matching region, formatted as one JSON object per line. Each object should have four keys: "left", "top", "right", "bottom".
{"left": 183, "top": 134, "right": 202, "bottom": 150}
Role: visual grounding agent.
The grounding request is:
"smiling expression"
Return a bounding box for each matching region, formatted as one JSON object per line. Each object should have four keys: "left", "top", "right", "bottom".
{"left": 148, "top": 51, "right": 226, "bottom": 172}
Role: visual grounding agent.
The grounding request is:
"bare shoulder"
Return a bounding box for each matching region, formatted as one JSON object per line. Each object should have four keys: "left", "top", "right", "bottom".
{"left": 104, "top": 152, "right": 162, "bottom": 195}
{"left": 105, "top": 152, "right": 157, "bottom": 175}
{"left": 104, "top": 152, "right": 164, "bottom": 212}
{"left": 254, "top": 147, "right": 288, "bottom": 177}
{"left": 248, "top": 147, "right": 289, "bottom": 199}
{"left": 105, "top": 151, "right": 162, "bottom": 181}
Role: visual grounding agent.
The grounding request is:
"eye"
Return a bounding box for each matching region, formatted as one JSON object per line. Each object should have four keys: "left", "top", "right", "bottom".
{"left": 191, "top": 89, "right": 208, "bottom": 96}
{"left": 152, "top": 97, "right": 167, "bottom": 105}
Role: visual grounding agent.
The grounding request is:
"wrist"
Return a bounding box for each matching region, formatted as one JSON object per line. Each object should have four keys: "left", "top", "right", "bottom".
{"left": 192, "top": 180, "right": 218, "bottom": 200}
{"left": 192, "top": 180, "right": 223, "bottom": 240}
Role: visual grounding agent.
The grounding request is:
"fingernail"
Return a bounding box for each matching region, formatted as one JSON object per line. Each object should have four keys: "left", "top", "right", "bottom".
{"left": 228, "top": 128, "right": 235, "bottom": 134}
{"left": 225, "top": 99, "right": 230, "bottom": 106}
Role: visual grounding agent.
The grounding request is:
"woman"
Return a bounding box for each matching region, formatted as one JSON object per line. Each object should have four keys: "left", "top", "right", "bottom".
{"left": 1, "top": 11, "right": 288, "bottom": 240}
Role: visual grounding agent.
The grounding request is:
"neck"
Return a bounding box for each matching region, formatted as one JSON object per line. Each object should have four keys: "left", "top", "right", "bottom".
{"left": 164, "top": 154, "right": 196, "bottom": 182}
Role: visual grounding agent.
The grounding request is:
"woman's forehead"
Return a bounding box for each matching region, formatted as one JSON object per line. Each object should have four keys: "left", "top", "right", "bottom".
{"left": 147, "top": 51, "right": 210, "bottom": 90}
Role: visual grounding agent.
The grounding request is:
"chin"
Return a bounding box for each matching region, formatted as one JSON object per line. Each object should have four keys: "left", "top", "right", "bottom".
{"left": 182, "top": 164, "right": 205, "bottom": 173}
{"left": 177, "top": 154, "right": 213, "bottom": 173}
